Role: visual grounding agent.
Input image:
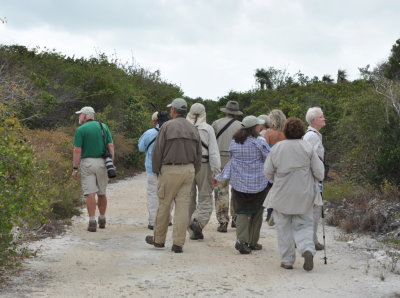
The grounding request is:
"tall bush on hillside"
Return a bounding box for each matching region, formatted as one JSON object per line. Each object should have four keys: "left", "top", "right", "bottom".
{"left": 0, "top": 104, "right": 51, "bottom": 265}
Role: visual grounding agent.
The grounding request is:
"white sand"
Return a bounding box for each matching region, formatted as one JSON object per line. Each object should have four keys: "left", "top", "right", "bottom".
{"left": 1, "top": 172, "right": 399, "bottom": 298}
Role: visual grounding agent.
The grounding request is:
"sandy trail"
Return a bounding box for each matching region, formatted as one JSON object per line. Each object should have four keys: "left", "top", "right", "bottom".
{"left": 1, "top": 173, "right": 399, "bottom": 298}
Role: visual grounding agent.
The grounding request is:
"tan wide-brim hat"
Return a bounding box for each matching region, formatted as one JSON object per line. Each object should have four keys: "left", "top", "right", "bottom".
{"left": 220, "top": 100, "right": 243, "bottom": 116}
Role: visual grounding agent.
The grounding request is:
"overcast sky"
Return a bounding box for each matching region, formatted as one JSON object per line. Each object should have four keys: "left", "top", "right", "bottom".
{"left": 1, "top": 0, "right": 399, "bottom": 99}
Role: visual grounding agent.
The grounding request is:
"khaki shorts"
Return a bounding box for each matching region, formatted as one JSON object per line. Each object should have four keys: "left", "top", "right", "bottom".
{"left": 80, "top": 158, "right": 108, "bottom": 196}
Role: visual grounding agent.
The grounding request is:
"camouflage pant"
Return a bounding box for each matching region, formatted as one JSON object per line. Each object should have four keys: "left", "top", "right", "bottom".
{"left": 214, "top": 180, "right": 236, "bottom": 224}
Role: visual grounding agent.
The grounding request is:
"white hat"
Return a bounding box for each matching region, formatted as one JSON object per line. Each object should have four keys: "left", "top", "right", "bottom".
{"left": 75, "top": 106, "right": 95, "bottom": 115}
{"left": 189, "top": 103, "right": 205, "bottom": 115}
{"left": 241, "top": 115, "right": 265, "bottom": 128}
{"left": 167, "top": 98, "right": 187, "bottom": 110}
{"left": 151, "top": 112, "right": 158, "bottom": 121}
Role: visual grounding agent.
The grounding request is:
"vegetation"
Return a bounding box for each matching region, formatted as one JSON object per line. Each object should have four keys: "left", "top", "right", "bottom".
{"left": 1, "top": 38, "right": 400, "bottom": 265}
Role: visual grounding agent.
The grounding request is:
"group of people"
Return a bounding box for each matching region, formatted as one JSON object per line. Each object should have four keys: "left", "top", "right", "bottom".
{"left": 71, "top": 98, "right": 327, "bottom": 271}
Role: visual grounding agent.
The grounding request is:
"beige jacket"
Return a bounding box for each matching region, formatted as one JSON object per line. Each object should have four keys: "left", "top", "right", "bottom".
{"left": 152, "top": 117, "right": 202, "bottom": 174}
{"left": 264, "top": 139, "right": 324, "bottom": 214}
{"left": 187, "top": 112, "right": 221, "bottom": 174}
{"left": 212, "top": 116, "right": 242, "bottom": 157}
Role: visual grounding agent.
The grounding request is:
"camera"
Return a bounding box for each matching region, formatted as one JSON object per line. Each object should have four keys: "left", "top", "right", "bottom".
{"left": 103, "top": 153, "right": 116, "bottom": 178}
{"left": 157, "top": 111, "right": 169, "bottom": 127}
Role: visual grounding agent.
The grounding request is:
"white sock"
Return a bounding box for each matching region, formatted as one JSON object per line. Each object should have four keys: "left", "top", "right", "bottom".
{"left": 99, "top": 215, "right": 106, "bottom": 220}
{"left": 89, "top": 216, "right": 96, "bottom": 221}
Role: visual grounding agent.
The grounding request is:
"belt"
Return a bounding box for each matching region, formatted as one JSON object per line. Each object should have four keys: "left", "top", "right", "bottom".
{"left": 164, "top": 163, "right": 188, "bottom": 165}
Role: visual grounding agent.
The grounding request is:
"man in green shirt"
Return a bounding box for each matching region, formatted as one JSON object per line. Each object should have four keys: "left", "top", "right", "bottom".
{"left": 72, "top": 106, "right": 115, "bottom": 232}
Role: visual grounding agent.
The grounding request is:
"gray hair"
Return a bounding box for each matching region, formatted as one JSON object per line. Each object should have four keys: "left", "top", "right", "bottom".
{"left": 268, "top": 110, "right": 286, "bottom": 130}
{"left": 305, "top": 107, "right": 323, "bottom": 125}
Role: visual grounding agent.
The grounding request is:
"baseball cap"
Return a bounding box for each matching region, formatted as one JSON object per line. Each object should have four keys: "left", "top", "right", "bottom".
{"left": 241, "top": 115, "right": 265, "bottom": 128}
{"left": 75, "top": 106, "right": 95, "bottom": 115}
{"left": 167, "top": 98, "right": 187, "bottom": 110}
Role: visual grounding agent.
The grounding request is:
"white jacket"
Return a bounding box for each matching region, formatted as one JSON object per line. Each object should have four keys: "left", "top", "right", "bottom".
{"left": 187, "top": 105, "right": 221, "bottom": 174}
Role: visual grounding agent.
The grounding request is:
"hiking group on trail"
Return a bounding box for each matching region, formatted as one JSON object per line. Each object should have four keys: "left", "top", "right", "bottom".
{"left": 71, "top": 99, "right": 327, "bottom": 271}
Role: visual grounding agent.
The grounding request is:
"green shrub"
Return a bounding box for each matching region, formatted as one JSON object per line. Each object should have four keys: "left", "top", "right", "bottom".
{"left": 0, "top": 104, "right": 51, "bottom": 266}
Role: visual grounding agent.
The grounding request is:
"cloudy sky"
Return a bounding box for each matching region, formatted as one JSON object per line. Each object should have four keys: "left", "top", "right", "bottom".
{"left": 1, "top": 0, "right": 399, "bottom": 99}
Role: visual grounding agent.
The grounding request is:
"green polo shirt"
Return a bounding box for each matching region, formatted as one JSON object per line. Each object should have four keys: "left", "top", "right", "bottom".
{"left": 73, "top": 120, "right": 113, "bottom": 158}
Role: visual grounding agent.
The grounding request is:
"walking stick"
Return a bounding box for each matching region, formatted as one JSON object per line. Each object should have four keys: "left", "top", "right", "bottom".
{"left": 321, "top": 206, "right": 327, "bottom": 264}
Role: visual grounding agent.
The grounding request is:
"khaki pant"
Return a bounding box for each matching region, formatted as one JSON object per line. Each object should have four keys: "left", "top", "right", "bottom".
{"left": 236, "top": 209, "right": 264, "bottom": 246}
{"left": 273, "top": 209, "right": 316, "bottom": 266}
{"left": 214, "top": 155, "right": 235, "bottom": 224}
{"left": 189, "top": 162, "right": 213, "bottom": 228}
{"left": 154, "top": 164, "right": 195, "bottom": 247}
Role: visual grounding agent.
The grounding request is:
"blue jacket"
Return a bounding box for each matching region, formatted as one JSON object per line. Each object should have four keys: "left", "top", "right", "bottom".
{"left": 138, "top": 125, "right": 159, "bottom": 175}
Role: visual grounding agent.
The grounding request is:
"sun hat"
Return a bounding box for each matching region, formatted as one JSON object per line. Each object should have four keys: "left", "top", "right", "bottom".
{"left": 75, "top": 106, "right": 95, "bottom": 115}
{"left": 151, "top": 112, "right": 158, "bottom": 121}
{"left": 220, "top": 101, "right": 243, "bottom": 116}
{"left": 189, "top": 103, "right": 205, "bottom": 115}
{"left": 167, "top": 98, "right": 187, "bottom": 110}
{"left": 241, "top": 115, "right": 265, "bottom": 128}
{"left": 257, "top": 114, "right": 269, "bottom": 125}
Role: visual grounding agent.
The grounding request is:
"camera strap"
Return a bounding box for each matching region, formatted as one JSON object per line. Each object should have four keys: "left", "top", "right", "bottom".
{"left": 145, "top": 127, "right": 159, "bottom": 152}
{"left": 216, "top": 118, "right": 236, "bottom": 139}
{"left": 98, "top": 121, "right": 111, "bottom": 156}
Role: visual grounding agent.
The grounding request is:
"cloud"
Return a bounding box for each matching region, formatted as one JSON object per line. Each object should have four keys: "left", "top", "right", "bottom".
{"left": 1, "top": 0, "right": 400, "bottom": 99}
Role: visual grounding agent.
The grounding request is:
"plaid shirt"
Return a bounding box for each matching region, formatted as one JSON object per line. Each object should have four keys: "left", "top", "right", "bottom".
{"left": 215, "top": 136, "right": 270, "bottom": 193}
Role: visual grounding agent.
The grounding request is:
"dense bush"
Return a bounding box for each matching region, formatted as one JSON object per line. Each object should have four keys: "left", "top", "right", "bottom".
{"left": 0, "top": 104, "right": 51, "bottom": 266}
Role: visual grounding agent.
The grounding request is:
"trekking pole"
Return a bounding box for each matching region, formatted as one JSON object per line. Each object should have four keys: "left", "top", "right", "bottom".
{"left": 321, "top": 206, "right": 327, "bottom": 265}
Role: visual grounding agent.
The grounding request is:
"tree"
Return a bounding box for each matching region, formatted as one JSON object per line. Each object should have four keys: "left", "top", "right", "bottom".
{"left": 337, "top": 69, "right": 348, "bottom": 83}
{"left": 385, "top": 38, "right": 400, "bottom": 81}
{"left": 322, "top": 74, "right": 334, "bottom": 83}
{"left": 254, "top": 67, "right": 293, "bottom": 90}
{"left": 254, "top": 68, "right": 273, "bottom": 90}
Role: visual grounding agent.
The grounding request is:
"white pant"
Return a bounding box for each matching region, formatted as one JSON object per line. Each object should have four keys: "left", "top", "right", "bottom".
{"left": 147, "top": 173, "right": 159, "bottom": 226}
{"left": 313, "top": 205, "right": 322, "bottom": 244}
{"left": 274, "top": 209, "right": 316, "bottom": 266}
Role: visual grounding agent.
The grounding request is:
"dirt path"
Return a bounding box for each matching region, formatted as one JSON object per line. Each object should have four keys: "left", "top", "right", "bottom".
{"left": 1, "top": 173, "right": 400, "bottom": 298}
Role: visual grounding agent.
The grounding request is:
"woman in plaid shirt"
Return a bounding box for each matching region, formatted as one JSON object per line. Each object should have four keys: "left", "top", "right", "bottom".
{"left": 213, "top": 116, "right": 271, "bottom": 254}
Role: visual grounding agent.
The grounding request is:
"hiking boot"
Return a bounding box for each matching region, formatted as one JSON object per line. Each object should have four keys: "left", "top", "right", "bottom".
{"left": 315, "top": 243, "right": 324, "bottom": 251}
{"left": 189, "top": 219, "right": 204, "bottom": 240}
{"left": 302, "top": 250, "right": 314, "bottom": 271}
{"left": 280, "top": 263, "right": 294, "bottom": 270}
{"left": 249, "top": 243, "right": 262, "bottom": 250}
{"left": 171, "top": 244, "right": 183, "bottom": 253}
{"left": 87, "top": 220, "right": 97, "bottom": 232}
{"left": 145, "top": 235, "right": 165, "bottom": 248}
{"left": 147, "top": 225, "right": 154, "bottom": 230}
{"left": 231, "top": 216, "right": 237, "bottom": 228}
{"left": 98, "top": 217, "right": 106, "bottom": 229}
{"left": 268, "top": 217, "right": 275, "bottom": 226}
{"left": 217, "top": 222, "right": 228, "bottom": 233}
{"left": 235, "top": 240, "right": 251, "bottom": 254}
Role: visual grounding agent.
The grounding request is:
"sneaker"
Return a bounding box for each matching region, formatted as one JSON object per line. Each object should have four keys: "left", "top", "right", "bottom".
{"left": 145, "top": 235, "right": 165, "bottom": 248}
{"left": 189, "top": 219, "right": 204, "bottom": 240}
{"left": 147, "top": 225, "right": 154, "bottom": 230}
{"left": 217, "top": 222, "right": 228, "bottom": 233}
{"left": 315, "top": 243, "right": 324, "bottom": 251}
{"left": 98, "top": 217, "right": 106, "bottom": 229}
{"left": 280, "top": 263, "right": 294, "bottom": 270}
{"left": 87, "top": 220, "right": 97, "bottom": 232}
{"left": 302, "top": 250, "right": 314, "bottom": 271}
{"left": 171, "top": 244, "right": 183, "bottom": 253}
{"left": 231, "top": 216, "right": 237, "bottom": 228}
{"left": 249, "top": 243, "right": 262, "bottom": 250}
{"left": 235, "top": 240, "right": 251, "bottom": 254}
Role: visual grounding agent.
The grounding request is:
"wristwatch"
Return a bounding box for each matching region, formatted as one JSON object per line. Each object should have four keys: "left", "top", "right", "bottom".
{"left": 73, "top": 167, "right": 78, "bottom": 172}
